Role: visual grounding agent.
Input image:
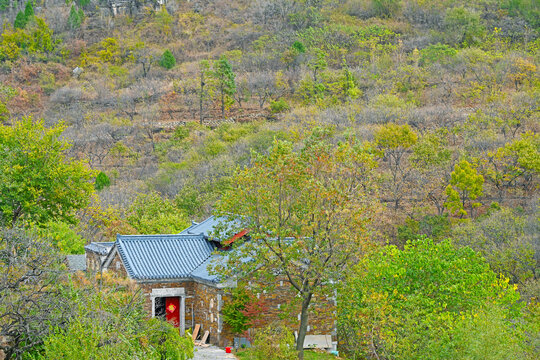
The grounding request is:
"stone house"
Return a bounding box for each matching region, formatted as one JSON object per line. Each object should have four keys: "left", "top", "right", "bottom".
{"left": 84, "top": 216, "right": 336, "bottom": 347}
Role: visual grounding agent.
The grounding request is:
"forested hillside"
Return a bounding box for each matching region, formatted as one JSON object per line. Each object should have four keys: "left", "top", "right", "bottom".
{"left": 0, "top": 0, "right": 539, "bottom": 358}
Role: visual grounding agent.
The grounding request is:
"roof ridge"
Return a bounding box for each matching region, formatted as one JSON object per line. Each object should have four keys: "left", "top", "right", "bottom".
{"left": 116, "top": 239, "right": 136, "bottom": 278}
{"left": 189, "top": 249, "right": 214, "bottom": 275}
{"left": 117, "top": 234, "right": 205, "bottom": 240}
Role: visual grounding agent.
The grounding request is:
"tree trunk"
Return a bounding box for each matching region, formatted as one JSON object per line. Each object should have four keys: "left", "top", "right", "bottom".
{"left": 221, "top": 87, "right": 225, "bottom": 119}
{"left": 199, "top": 75, "right": 204, "bottom": 125}
{"left": 296, "top": 292, "right": 312, "bottom": 360}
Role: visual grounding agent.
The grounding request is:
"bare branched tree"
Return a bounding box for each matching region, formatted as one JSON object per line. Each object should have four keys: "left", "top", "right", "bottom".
{"left": 0, "top": 228, "right": 73, "bottom": 360}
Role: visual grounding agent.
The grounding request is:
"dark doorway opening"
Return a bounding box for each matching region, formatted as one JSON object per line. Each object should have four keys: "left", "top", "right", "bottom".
{"left": 155, "top": 297, "right": 166, "bottom": 320}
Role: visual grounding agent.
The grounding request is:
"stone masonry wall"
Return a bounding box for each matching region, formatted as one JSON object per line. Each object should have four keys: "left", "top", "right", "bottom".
{"left": 85, "top": 251, "right": 102, "bottom": 273}
{"left": 106, "top": 252, "right": 128, "bottom": 278}
{"left": 102, "top": 253, "right": 335, "bottom": 347}
{"left": 221, "top": 277, "right": 336, "bottom": 344}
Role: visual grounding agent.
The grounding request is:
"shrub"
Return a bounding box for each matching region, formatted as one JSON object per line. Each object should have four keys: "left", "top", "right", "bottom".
{"left": 159, "top": 49, "right": 176, "bottom": 69}
{"left": 444, "top": 7, "right": 485, "bottom": 46}
{"left": 252, "top": 324, "right": 297, "bottom": 360}
{"left": 222, "top": 287, "right": 252, "bottom": 335}
{"left": 419, "top": 43, "right": 457, "bottom": 66}
{"left": 144, "top": 318, "right": 194, "bottom": 360}
{"left": 203, "top": 138, "right": 226, "bottom": 156}
{"left": 372, "top": 0, "right": 401, "bottom": 18}
{"left": 0, "top": 102, "right": 9, "bottom": 123}
{"left": 291, "top": 40, "right": 306, "bottom": 54}
{"left": 270, "top": 98, "right": 290, "bottom": 113}
{"left": 172, "top": 125, "right": 190, "bottom": 141}
{"left": 95, "top": 171, "right": 111, "bottom": 190}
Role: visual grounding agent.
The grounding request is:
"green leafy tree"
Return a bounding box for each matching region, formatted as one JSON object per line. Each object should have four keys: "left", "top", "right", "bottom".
{"left": 483, "top": 132, "right": 540, "bottom": 201}
{"left": 212, "top": 56, "right": 236, "bottom": 118}
{"left": 0, "top": 0, "right": 9, "bottom": 11}
{"left": 94, "top": 171, "right": 111, "bottom": 190}
{"left": 27, "top": 17, "right": 55, "bottom": 54}
{"left": 221, "top": 286, "right": 267, "bottom": 336}
{"left": 338, "top": 238, "right": 523, "bottom": 360}
{"left": 212, "top": 128, "right": 377, "bottom": 359}
{"left": 307, "top": 48, "right": 327, "bottom": 83}
{"left": 159, "top": 49, "right": 176, "bottom": 69}
{"left": 410, "top": 131, "right": 453, "bottom": 215}
{"left": 453, "top": 206, "right": 539, "bottom": 287}
{"left": 282, "top": 41, "right": 306, "bottom": 69}
{"left": 0, "top": 117, "right": 95, "bottom": 226}
{"left": 445, "top": 160, "right": 484, "bottom": 217}
{"left": 339, "top": 58, "right": 361, "bottom": 101}
{"left": 24, "top": 1, "right": 34, "bottom": 18}
{"left": 444, "top": 7, "right": 485, "bottom": 46}
{"left": 374, "top": 123, "right": 418, "bottom": 211}
{"left": 37, "top": 221, "right": 86, "bottom": 254}
{"left": 221, "top": 287, "right": 252, "bottom": 335}
{"left": 68, "top": 5, "right": 84, "bottom": 30}
{"left": 127, "top": 192, "right": 189, "bottom": 234}
{"left": 14, "top": 11, "right": 27, "bottom": 29}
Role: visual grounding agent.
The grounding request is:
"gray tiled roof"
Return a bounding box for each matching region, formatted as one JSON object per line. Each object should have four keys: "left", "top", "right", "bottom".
{"left": 115, "top": 234, "right": 216, "bottom": 281}
{"left": 190, "top": 255, "right": 221, "bottom": 283}
{"left": 84, "top": 242, "right": 114, "bottom": 255}
{"left": 179, "top": 215, "right": 240, "bottom": 239}
{"left": 66, "top": 255, "right": 86, "bottom": 271}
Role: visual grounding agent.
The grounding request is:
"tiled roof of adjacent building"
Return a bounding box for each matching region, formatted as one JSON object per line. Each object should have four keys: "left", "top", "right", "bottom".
{"left": 84, "top": 242, "right": 114, "bottom": 255}
{"left": 66, "top": 254, "right": 86, "bottom": 272}
{"left": 179, "top": 215, "right": 241, "bottom": 239}
{"left": 114, "top": 234, "right": 217, "bottom": 282}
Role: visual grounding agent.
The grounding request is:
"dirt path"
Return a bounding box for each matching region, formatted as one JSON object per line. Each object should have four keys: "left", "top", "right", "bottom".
{"left": 193, "top": 345, "right": 237, "bottom": 360}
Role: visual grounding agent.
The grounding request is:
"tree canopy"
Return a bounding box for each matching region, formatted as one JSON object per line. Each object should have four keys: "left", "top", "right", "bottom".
{"left": 338, "top": 237, "right": 530, "bottom": 360}
{"left": 213, "top": 127, "right": 377, "bottom": 358}
{"left": 0, "top": 117, "right": 95, "bottom": 226}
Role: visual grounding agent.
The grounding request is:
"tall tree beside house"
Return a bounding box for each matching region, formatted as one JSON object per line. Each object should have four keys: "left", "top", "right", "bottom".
{"left": 212, "top": 127, "right": 377, "bottom": 359}
{"left": 0, "top": 117, "right": 95, "bottom": 227}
